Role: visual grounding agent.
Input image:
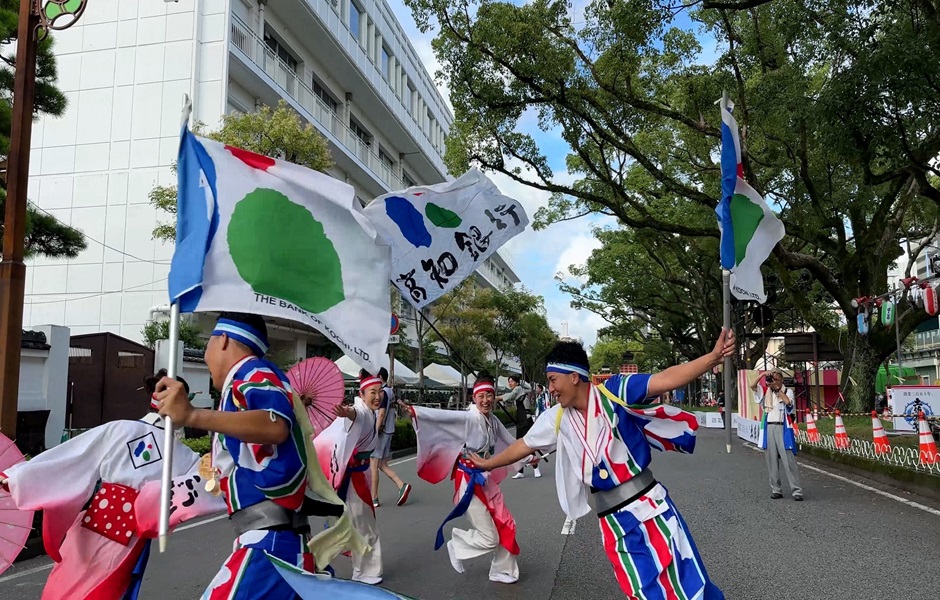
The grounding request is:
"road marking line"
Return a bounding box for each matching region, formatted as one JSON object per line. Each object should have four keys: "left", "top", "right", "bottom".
{"left": 389, "top": 455, "right": 417, "bottom": 466}
{"left": 798, "top": 462, "right": 940, "bottom": 518}
{"left": 742, "top": 443, "right": 940, "bottom": 517}
{"left": 174, "top": 513, "right": 229, "bottom": 532}
{"left": 0, "top": 562, "right": 53, "bottom": 583}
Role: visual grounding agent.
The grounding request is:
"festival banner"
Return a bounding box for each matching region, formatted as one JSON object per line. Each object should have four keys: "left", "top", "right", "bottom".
{"left": 888, "top": 385, "right": 939, "bottom": 433}
{"left": 168, "top": 126, "right": 392, "bottom": 373}
{"left": 364, "top": 168, "right": 529, "bottom": 309}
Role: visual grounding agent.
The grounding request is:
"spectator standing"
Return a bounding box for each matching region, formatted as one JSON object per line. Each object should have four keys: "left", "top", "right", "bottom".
{"left": 499, "top": 375, "right": 541, "bottom": 479}
{"left": 750, "top": 368, "right": 803, "bottom": 501}
{"left": 371, "top": 367, "right": 413, "bottom": 508}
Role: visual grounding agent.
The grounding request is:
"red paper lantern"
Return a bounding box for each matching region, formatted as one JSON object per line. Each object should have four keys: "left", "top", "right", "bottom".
{"left": 925, "top": 285, "right": 938, "bottom": 316}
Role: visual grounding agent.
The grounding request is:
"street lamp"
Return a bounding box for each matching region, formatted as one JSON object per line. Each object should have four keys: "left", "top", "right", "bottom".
{"left": 0, "top": 0, "right": 88, "bottom": 438}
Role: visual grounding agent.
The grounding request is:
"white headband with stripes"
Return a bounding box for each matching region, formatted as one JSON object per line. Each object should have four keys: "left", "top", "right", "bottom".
{"left": 546, "top": 362, "right": 590, "bottom": 381}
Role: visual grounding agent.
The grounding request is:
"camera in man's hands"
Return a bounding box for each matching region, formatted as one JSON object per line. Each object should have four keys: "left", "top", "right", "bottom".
{"left": 764, "top": 374, "right": 774, "bottom": 384}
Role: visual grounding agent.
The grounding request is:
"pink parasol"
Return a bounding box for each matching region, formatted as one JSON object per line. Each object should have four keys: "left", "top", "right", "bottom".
{"left": 287, "top": 358, "right": 346, "bottom": 436}
{"left": 0, "top": 434, "right": 34, "bottom": 576}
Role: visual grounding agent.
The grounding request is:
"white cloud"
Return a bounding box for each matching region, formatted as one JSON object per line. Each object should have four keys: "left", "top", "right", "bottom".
{"left": 482, "top": 166, "right": 611, "bottom": 350}
{"left": 546, "top": 296, "right": 609, "bottom": 350}
{"left": 554, "top": 233, "right": 601, "bottom": 281}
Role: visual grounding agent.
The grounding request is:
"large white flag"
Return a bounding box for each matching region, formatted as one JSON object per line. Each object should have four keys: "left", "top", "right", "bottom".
{"left": 168, "top": 127, "right": 392, "bottom": 373}
{"left": 364, "top": 168, "right": 529, "bottom": 309}
{"left": 715, "top": 96, "right": 785, "bottom": 303}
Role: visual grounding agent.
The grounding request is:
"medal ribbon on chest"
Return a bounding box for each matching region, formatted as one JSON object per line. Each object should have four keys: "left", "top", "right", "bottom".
{"left": 569, "top": 387, "right": 612, "bottom": 480}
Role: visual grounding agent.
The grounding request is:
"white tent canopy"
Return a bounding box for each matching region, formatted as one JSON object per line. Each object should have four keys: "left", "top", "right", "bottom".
{"left": 334, "top": 355, "right": 420, "bottom": 386}
{"left": 423, "top": 363, "right": 464, "bottom": 387}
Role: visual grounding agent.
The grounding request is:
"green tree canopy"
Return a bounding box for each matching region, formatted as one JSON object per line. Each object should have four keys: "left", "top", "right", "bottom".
{"left": 471, "top": 287, "right": 543, "bottom": 373}
{"left": 406, "top": 0, "right": 940, "bottom": 410}
{"left": 141, "top": 318, "right": 205, "bottom": 351}
{"left": 430, "top": 280, "right": 490, "bottom": 373}
{"left": 1, "top": 3, "right": 85, "bottom": 259}
{"left": 150, "top": 100, "right": 334, "bottom": 241}
{"left": 512, "top": 310, "right": 557, "bottom": 383}
{"left": 590, "top": 334, "right": 658, "bottom": 373}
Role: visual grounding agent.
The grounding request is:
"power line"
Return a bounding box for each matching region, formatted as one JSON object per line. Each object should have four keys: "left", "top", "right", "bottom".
{"left": 25, "top": 278, "right": 169, "bottom": 305}
{"left": 27, "top": 200, "right": 171, "bottom": 266}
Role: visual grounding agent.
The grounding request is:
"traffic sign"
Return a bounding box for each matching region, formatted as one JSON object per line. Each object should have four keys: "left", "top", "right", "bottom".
{"left": 390, "top": 313, "right": 400, "bottom": 335}
{"left": 388, "top": 335, "right": 401, "bottom": 344}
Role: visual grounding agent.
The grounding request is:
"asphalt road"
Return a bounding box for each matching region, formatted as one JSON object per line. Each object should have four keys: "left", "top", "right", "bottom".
{"left": 3, "top": 430, "right": 940, "bottom": 599}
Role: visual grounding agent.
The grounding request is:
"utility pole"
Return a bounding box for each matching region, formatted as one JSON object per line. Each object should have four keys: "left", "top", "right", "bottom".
{"left": 0, "top": 0, "right": 88, "bottom": 438}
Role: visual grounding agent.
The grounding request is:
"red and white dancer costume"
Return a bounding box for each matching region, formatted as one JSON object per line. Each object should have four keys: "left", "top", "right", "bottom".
{"left": 0, "top": 420, "right": 224, "bottom": 600}
{"left": 409, "top": 380, "right": 521, "bottom": 583}
{"left": 314, "top": 373, "right": 383, "bottom": 584}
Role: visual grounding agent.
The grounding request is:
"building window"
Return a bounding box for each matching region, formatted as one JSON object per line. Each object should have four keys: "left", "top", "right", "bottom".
{"left": 264, "top": 29, "right": 298, "bottom": 72}
{"left": 117, "top": 351, "right": 145, "bottom": 369}
{"left": 381, "top": 46, "right": 391, "bottom": 80}
{"left": 408, "top": 83, "right": 418, "bottom": 116}
{"left": 350, "top": 117, "right": 372, "bottom": 148}
{"left": 402, "top": 170, "right": 416, "bottom": 188}
{"left": 312, "top": 77, "right": 338, "bottom": 114}
{"left": 349, "top": 0, "right": 363, "bottom": 42}
{"left": 378, "top": 147, "right": 394, "bottom": 170}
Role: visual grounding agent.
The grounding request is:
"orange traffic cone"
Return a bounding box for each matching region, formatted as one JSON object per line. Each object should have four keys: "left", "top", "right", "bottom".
{"left": 871, "top": 411, "right": 891, "bottom": 455}
{"left": 790, "top": 413, "right": 800, "bottom": 439}
{"left": 805, "top": 411, "right": 821, "bottom": 443}
{"left": 834, "top": 410, "right": 851, "bottom": 449}
{"left": 918, "top": 412, "right": 939, "bottom": 465}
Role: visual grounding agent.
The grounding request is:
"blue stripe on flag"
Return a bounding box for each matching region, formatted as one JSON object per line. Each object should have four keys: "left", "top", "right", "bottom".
{"left": 168, "top": 125, "right": 219, "bottom": 312}
{"left": 716, "top": 113, "right": 738, "bottom": 270}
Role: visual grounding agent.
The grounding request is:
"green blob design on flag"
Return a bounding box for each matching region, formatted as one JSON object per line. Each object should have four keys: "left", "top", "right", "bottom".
{"left": 229, "top": 188, "right": 345, "bottom": 313}
{"left": 424, "top": 202, "right": 462, "bottom": 228}
{"left": 729, "top": 193, "right": 764, "bottom": 267}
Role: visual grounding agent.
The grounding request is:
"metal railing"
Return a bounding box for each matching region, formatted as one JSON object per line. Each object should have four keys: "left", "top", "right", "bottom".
{"left": 912, "top": 329, "right": 940, "bottom": 351}
{"left": 796, "top": 430, "right": 940, "bottom": 477}
{"left": 230, "top": 15, "right": 402, "bottom": 191}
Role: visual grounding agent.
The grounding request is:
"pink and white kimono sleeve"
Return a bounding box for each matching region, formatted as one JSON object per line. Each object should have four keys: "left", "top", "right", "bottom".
{"left": 2, "top": 420, "right": 206, "bottom": 600}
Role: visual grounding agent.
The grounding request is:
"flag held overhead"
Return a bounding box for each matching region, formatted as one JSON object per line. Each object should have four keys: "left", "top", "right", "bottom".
{"left": 364, "top": 168, "right": 529, "bottom": 309}
{"left": 168, "top": 125, "right": 393, "bottom": 373}
{"left": 715, "top": 95, "right": 785, "bottom": 304}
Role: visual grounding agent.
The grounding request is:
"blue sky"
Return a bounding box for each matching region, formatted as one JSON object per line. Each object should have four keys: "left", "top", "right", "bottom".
{"left": 385, "top": 0, "right": 719, "bottom": 349}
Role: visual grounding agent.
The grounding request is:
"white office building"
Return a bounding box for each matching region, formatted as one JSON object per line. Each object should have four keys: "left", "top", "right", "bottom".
{"left": 23, "top": 0, "right": 519, "bottom": 362}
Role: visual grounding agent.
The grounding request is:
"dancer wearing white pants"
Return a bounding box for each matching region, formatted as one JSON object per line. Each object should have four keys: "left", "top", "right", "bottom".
{"left": 449, "top": 478, "right": 519, "bottom": 582}
{"left": 315, "top": 371, "right": 387, "bottom": 585}
{"left": 346, "top": 475, "right": 383, "bottom": 582}
{"left": 405, "top": 372, "right": 525, "bottom": 584}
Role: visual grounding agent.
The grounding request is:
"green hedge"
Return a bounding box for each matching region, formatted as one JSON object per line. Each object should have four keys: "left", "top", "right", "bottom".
{"left": 182, "top": 436, "right": 212, "bottom": 455}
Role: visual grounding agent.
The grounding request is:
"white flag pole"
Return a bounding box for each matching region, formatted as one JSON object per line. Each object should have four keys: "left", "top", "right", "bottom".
{"left": 159, "top": 303, "right": 181, "bottom": 552}
{"left": 160, "top": 94, "right": 193, "bottom": 552}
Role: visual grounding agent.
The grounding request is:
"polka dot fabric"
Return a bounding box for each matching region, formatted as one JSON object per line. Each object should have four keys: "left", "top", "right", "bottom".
{"left": 80, "top": 482, "right": 139, "bottom": 546}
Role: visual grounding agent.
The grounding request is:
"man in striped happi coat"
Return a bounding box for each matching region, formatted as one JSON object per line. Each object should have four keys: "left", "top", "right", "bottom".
{"left": 473, "top": 332, "right": 734, "bottom": 599}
